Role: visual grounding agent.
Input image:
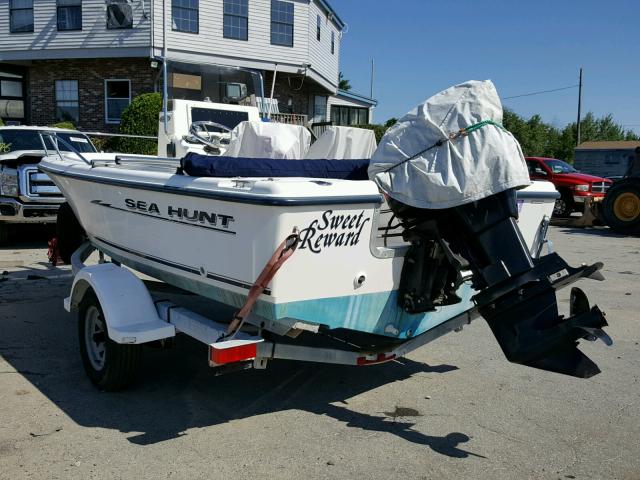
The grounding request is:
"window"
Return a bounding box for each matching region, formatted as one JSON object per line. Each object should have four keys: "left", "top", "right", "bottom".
{"left": 55, "top": 80, "right": 79, "bottom": 124}
{"left": 0, "top": 69, "right": 25, "bottom": 121}
{"left": 313, "top": 95, "right": 327, "bottom": 122}
{"left": 106, "top": 0, "right": 133, "bottom": 29}
{"left": 10, "top": 0, "right": 34, "bottom": 33}
{"left": 104, "top": 80, "right": 131, "bottom": 124}
{"left": 270, "top": 0, "right": 293, "bottom": 47}
{"left": 331, "top": 105, "right": 369, "bottom": 126}
{"left": 223, "top": 0, "right": 248, "bottom": 40}
{"left": 0, "top": 80, "right": 23, "bottom": 98}
{"left": 57, "top": 0, "right": 82, "bottom": 31}
{"left": 316, "top": 14, "right": 320, "bottom": 41}
{"left": 172, "top": 0, "right": 198, "bottom": 33}
{"left": 331, "top": 30, "right": 335, "bottom": 54}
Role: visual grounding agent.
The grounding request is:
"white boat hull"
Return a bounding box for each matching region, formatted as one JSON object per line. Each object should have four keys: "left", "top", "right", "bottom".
{"left": 41, "top": 154, "right": 557, "bottom": 342}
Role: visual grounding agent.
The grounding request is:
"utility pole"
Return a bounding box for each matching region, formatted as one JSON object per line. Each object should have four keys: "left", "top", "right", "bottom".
{"left": 576, "top": 67, "right": 583, "bottom": 146}
{"left": 370, "top": 58, "right": 375, "bottom": 99}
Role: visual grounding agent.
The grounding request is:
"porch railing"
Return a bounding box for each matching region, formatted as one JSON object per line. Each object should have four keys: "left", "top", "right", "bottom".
{"left": 263, "top": 112, "right": 308, "bottom": 126}
{"left": 310, "top": 121, "right": 333, "bottom": 140}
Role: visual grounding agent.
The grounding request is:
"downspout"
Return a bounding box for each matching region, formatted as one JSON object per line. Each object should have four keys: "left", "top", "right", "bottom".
{"left": 268, "top": 63, "right": 278, "bottom": 119}
{"left": 149, "top": 0, "right": 154, "bottom": 60}
{"left": 162, "top": 0, "right": 168, "bottom": 134}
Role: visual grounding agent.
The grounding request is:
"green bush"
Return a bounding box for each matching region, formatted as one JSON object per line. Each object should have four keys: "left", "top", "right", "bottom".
{"left": 0, "top": 117, "right": 4, "bottom": 127}
{"left": 114, "top": 92, "right": 162, "bottom": 155}
{"left": 49, "top": 121, "right": 76, "bottom": 130}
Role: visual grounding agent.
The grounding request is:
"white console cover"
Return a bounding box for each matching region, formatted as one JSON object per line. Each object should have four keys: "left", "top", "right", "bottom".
{"left": 225, "top": 121, "right": 311, "bottom": 159}
{"left": 305, "top": 126, "right": 377, "bottom": 160}
{"left": 368, "top": 80, "right": 531, "bottom": 209}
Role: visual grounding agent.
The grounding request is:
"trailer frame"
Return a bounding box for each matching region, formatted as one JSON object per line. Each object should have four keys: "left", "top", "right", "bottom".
{"left": 65, "top": 242, "right": 479, "bottom": 389}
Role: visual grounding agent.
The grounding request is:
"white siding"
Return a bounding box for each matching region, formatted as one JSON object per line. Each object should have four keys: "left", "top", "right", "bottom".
{"left": 155, "top": 0, "right": 306, "bottom": 68}
{"left": 153, "top": 0, "right": 340, "bottom": 90}
{"left": 307, "top": 0, "right": 339, "bottom": 90}
{"left": 0, "top": 0, "right": 151, "bottom": 60}
{"left": 0, "top": 0, "right": 345, "bottom": 91}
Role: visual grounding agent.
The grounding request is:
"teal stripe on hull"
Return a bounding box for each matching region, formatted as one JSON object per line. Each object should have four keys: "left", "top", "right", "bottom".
{"left": 101, "top": 243, "right": 476, "bottom": 340}
{"left": 274, "top": 285, "right": 476, "bottom": 339}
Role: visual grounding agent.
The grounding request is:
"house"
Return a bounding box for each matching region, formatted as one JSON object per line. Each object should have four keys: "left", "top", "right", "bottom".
{"left": 574, "top": 141, "right": 640, "bottom": 178}
{"left": 0, "top": 0, "right": 376, "bottom": 131}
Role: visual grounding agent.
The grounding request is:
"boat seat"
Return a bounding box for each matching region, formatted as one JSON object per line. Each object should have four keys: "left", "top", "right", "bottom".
{"left": 306, "top": 126, "right": 377, "bottom": 160}
{"left": 224, "top": 121, "right": 311, "bottom": 159}
{"left": 181, "top": 152, "right": 370, "bottom": 180}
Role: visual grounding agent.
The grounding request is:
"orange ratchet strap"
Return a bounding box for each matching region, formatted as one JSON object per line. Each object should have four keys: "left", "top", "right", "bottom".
{"left": 221, "top": 228, "right": 300, "bottom": 340}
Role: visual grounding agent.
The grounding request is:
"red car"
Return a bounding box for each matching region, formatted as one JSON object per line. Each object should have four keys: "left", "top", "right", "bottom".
{"left": 525, "top": 157, "right": 612, "bottom": 216}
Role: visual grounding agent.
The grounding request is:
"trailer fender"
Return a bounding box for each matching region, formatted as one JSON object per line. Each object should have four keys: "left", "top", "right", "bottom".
{"left": 65, "top": 263, "right": 175, "bottom": 344}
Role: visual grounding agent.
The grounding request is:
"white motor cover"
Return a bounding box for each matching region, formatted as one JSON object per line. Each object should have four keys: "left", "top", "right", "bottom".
{"left": 225, "top": 121, "right": 311, "bottom": 159}
{"left": 305, "top": 126, "right": 377, "bottom": 160}
{"left": 368, "top": 80, "right": 531, "bottom": 209}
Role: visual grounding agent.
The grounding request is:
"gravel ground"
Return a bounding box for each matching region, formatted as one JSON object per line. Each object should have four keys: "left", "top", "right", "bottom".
{"left": 0, "top": 225, "right": 638, "bottom": 480}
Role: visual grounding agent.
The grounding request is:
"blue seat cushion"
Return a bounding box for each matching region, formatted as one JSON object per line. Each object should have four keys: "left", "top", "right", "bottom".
{"left": 181, "top": 153, "right": 371, "bottom": 180}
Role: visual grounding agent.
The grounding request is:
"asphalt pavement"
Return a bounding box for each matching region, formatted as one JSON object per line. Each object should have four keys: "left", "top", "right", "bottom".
{"left": 0, "top": 225, "right": 638, "bottom": 479}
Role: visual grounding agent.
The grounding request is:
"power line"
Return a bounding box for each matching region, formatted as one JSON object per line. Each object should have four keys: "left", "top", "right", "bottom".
{"left": 502, "top": 84, "right": 579, "bottom": 100}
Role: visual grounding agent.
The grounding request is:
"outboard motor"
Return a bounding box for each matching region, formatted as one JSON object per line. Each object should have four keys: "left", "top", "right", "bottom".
{"left": 370, "top": 80, "right": 609, "bottom": 378}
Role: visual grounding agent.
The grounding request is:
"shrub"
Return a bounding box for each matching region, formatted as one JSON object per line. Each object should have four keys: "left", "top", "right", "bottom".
{"left": 114, "top": 92, "right": 162, "bottom": 155}
{"left": 89, "top": 136, "right": 109, "bottom": 152}
{"left": 0, "top": 117, "right": 4, "bottom": 127}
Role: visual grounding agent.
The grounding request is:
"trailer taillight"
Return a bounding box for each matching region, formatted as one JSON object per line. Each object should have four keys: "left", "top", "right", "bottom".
{"left": 357, "top": 352, "right": 396, "bottom": 365}
{"left": 209, "top": 341, "right": 258, "bottom": 365}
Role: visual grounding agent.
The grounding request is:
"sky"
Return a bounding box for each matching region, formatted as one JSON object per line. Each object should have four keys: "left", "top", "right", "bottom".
{"left": 332, "top": 0, "right": 640, "bottom": 134}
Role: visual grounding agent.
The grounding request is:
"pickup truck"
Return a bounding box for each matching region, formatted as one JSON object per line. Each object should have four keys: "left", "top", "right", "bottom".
{"left": 0, "top": 126, "right": 97, "bottom": 242}
{"left": 525, "top": 156, "right": 612, "bottom": 217}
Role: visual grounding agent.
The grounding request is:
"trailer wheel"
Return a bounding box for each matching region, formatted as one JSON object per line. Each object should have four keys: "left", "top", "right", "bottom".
{"left": 602, "top": 181, "right": 640, "bottom": 235}
{"left": 57, "top": 202, "right": 85, "bottom": 264}
{"left": 553, "top": 191, "right": 574, "bottom": 218}
{"left": 78, "top": 292, "right": 141, "bottom": 391}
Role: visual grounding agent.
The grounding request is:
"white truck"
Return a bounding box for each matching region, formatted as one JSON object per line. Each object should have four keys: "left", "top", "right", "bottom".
{"left": 0, "top": 126, "right": 97, "bottom": 242}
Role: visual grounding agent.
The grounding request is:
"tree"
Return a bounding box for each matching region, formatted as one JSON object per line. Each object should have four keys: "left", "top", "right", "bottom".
{"left": 338, "top": 72, "right": 351, "bottom": 91}
{"left": 503, "top": 109, "right": 638, "bottom": 162}
{"left": 384, "top": 118, "right": 398, "bottom": 129}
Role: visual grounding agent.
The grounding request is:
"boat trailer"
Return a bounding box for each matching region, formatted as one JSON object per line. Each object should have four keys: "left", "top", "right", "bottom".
{"left": 65, "top": 242, "right": 479, "bottom": 390}
{"left": 64, "top": 229, "right": 609, "bottom": 391}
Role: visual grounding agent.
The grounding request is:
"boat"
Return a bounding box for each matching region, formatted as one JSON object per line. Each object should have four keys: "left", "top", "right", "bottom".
{"left": 40, "top": 75, "right": 610, "bottom": 379}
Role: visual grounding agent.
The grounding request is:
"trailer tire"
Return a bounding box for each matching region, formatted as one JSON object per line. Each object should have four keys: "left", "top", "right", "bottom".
{"left": 553, "top": 191, "right": 574, "bottom": 218}
{"left": 78, "top": 291, "right": 141, "bottom": 391}
{"left": 57, "top": 202, "right": 85, "bottom": 264}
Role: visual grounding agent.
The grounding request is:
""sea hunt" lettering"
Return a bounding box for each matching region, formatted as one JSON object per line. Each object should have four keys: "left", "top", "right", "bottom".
{"left": 298, "top": 209, "right": 371, "bottom": 254}
{"left": 124, "top": 198, "right": 235, "bottom": 228}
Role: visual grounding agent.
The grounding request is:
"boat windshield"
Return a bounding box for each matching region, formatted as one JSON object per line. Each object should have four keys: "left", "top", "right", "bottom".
{"left": 167, "top": 62, "right": 263, "bottom": 108}
{"left": 544, "top": 159, "right": 578, "bottom": 174}
{"left": 0, "top": 130, "right": 97, "bottom": 154}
